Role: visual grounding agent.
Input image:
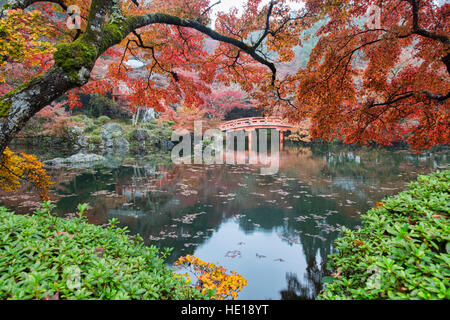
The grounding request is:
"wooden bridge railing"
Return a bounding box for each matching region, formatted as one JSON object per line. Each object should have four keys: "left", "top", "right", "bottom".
{"left": 219, "top": 117, "right": 295, "bottom": 132}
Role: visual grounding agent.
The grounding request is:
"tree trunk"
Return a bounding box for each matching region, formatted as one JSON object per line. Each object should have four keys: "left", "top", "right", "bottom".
{"left": 0, "top": 66, "right": 85, "bottom": 154}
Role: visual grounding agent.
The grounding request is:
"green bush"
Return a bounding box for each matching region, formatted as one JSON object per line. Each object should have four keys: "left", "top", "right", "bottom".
{"left": 86, "top": 94, "right": 113, "bottom": 118}
{"left": 72, "top": 115, "right": 88, "bottom": 123}
{"left": 83, "top": 124, "right": 95, "bottom": 134}
{"left": 95, "top": 116, "right": 111, "bottom": 125}
{"left": 319, "top": 170, "right": 450, "bottom": 300}
{"left": 88, "top": 135, "right": 102, "bottom": 145}
{"left": 138, "top": 121, "right": 174, "bottom": 143}
{"left": 124, "top": 128, "right": 138, "bottom": 141}
{"left": 0, "top": 203, "right": 203, "bottom": 300}
{"left": 91, "top": 128, "right": 101, "bottom": 136}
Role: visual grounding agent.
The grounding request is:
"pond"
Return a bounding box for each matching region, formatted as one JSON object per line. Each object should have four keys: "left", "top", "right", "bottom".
{"left": 1, "top": 143, "right": 448, "bottom": 299}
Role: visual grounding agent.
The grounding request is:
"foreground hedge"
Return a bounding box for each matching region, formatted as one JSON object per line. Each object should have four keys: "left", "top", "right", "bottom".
{"left": 0, "top": 204, "right": 203, "bottom": 300}
{"left": 319, "top": 170, "right": 450, "bottom": 300}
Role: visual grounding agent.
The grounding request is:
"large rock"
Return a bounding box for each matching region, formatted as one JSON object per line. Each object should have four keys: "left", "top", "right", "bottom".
{"left": 114, "top": 136, "right": 130, "bottom": 151}
{"left": 101, "top": 123, "right": 127, "bottom": 151}
{"left": 45, "top": 152, "right": 106, "bottom": 168}
{"left": 104, "top": 138, "right": 114, "bottom": 148}
{"left": 134, "top": 129, "right": 149, "bottom": 142}
{"left": 132, "top": 129, "right": 149, "bottom": 150}
{"left": 101, "top": 123, "right": 122, "bottom": 140}
{"left": 71, "top": 126, "right": 84, "bottom": 136}
{"left": 75, "top": 135, "right": 89, "bottom": 148}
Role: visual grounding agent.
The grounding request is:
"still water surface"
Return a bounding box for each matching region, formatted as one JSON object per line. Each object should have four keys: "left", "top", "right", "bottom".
{"left": 2, "top": 144, "right": 448, "bottom": 299}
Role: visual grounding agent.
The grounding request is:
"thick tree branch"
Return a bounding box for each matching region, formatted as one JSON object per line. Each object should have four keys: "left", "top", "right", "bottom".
{"left": 126, "top": 13, "right": 277, "bottom": 84}
{"left": 252, "top": 1, "right": 275, "bottom": 50}
{"left": 0, "top": 3, "right": 280, "bottom": 154}
{"left": 421, "top": 90, "right": 450, "bottom": 102}
{"left": 407, "top": 0, "right": 449, "bottom": 45}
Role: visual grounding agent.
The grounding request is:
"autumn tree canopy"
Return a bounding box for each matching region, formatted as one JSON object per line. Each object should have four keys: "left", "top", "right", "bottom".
{"left": 0, "top": 0, "right": 448, "bottom": 154}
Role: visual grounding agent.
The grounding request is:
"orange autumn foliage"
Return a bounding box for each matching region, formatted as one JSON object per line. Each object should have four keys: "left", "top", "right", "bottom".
{"left": 0, "top": 9, "right": 58, "bottom": 84}
{"left": 1, "top": 0, "right": 448, "bottom": 153}
{"left": 0, "top": 147, "right": 53, "bottom": 200}
{"left": 175, "top": 254, "right": 247, "bottom": 300}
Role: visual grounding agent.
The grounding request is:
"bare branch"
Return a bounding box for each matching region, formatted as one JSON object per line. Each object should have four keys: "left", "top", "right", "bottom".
{"left": 199, "top": 0, "right": 221, "bottom": 18}
{"left": 126, "top": 13, "right": 278, "bottom": 84}
{"left": 252, "top": 1, "right": 275, "bottom": 50}
{"left": 408, "top": 0, "right": 449, "bottom": 44}
{"left": 131, "top": 31, "right": 179, "bottom": 82}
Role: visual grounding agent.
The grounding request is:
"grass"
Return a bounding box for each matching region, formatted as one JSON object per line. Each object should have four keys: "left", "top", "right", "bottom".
{"left": 319, "top": 170, "right": 450, "bottom": 300}
{"left": 0, "top": 203, "right": 204, "bottom": 300}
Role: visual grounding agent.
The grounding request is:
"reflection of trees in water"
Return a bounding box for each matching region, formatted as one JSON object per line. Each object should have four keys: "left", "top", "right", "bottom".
{"left": 280, "top": 257, "right": 330, "bottom": 300}
{"left": 309, "top": 144, "right": 448, "bottom": 184}
{"left": 4, "top": 144, "right": 447, "bottom": 299}
{"left": 240, "top": 192, "right": 356, "bottom": 262}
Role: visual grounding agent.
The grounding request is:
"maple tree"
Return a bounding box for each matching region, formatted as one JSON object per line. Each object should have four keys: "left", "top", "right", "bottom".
{"left": 0, "top": 147, "right": 53, "bottom": 200}
{"left": 175, "top": 254, "right": 247, "bottom": 299}
{"left": 23, "top": 101, "right": 76, "bottom": 138}
{"left": 0, "top": 0, "right": 448, "bottom": 156}
{"left": 255, "top": 0, "right": 449, "bottom": 151}
{"left": 0, "top": 0, "right": 284, "bottom": 154}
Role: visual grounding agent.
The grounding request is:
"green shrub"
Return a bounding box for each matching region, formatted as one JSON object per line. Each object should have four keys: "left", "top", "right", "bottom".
{"left": 91, "top": 128, "right": 101, "bottom": 136}
{"left": 86, "top": 94, "right": 112, "bottom": 118}
{"left": 83, "top": 124, "right": 95, "bottom": 134}
{"left": 72, "top": 115, "right": 87, "bottom": 123}
{"left": 88, "top": 135, "right": 102, "bottom": 145}
{"left": 117, "top": 118, "right": 132, "bottom": 126}
{"left": 138, "top": 121, "right": 173, "bottom": 142}
{"left": 73, "top": 115, "right": 94, "bottom": 127}
{"left": 124, "top": 129, "right": 137, "bottom": 141}
{"left": 0, "top": 203, "right": 203, "bottom": 300}
{"left": 319, "top": 170, "right": 450, "bottom": 300}
{"left": 96, "top": 116, "right": 110, "bottom": 125}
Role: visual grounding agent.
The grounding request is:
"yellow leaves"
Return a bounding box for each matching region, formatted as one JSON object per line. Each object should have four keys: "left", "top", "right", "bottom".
{"left": 0, "top": 9, "right": 56, "bottom": 83}
{"left": 0, "top": 147, "right": 53, "bottom": 200}
{"left": 175, "top": 254, "right": 247, "bottom": 300}
{"left": 370, "top": 201, "right": 384, "bottom": 209}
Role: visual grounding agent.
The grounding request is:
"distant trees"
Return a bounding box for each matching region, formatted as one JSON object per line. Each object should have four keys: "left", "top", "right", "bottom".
{"left": 82, "top": 94, "right": 132, "bottom": 119}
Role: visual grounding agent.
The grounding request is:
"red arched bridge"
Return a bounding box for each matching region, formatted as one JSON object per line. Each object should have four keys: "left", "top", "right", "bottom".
{"left": 219, "top": 117, "right": 295, "bottom": 132}
{"left": 219, "top": 117, "right": 300, "bottom": 148}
